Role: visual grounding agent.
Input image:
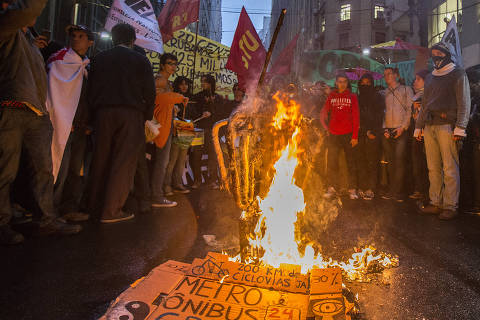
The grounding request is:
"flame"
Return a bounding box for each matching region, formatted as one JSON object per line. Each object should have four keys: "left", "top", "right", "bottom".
{"left": 239, "top": 92, "right": 398, "bottom": 280}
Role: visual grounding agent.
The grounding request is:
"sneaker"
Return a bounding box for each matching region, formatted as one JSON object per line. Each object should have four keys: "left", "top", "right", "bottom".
{"left": 358, "top": 189, "right": 365, "bottom": 199}
{"left": 100, "top": 211, "right": 135, "bottom": 224}
{"left": 173, "top": 185, "right": 190, "bottom": 194}
{"left": 323, "top": 187, "right": 336, "bottom": 199}
{"left": 37, "top": 218, "right": 82, "bottom": 235}
{"left": 438, "top": 209, "right": 459, "bottom": 220}
{"left": 363, "top": 189, "right": 374, "bottom": 200}
{"left": 409, "top": 191, "right": 424, "bottom": 199}
{"left": 152, "top": 198, "right": 177, "bottom": 208}
{"left": 62, "top": 212, "right": 89, "bottom": 222}
{"left": 464, "top": 207, "right": 480, "bottom": 215}
{"left": 191, "top": 181, "right": 201, "bottom": 189}
{"left": 393, "top": 196, "right": 404, "bottom": 203}
{"left": 381, "top": 193, "right": 392, "bottom": 200}
{"left": 0, "top": 225, "right": 24, "bottom": 245}
{"left": 209, "top": 181, "right": 219, "bottom": 190}
{"left": 164, "top": 186, "right": 174, "bottom": 196}
{"left": 348, "top": 189, "right": 359, "bottom": 200}
{"left": 420, "top": 204, "right": 442, "bottom": 215}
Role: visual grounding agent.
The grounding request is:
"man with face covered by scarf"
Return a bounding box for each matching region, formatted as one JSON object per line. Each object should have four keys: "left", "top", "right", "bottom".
{"left": 414, "top": 42, "right": 471, "bottom": 220}
{"left": 357, "top": 73, "right": 385, "bottom": 200}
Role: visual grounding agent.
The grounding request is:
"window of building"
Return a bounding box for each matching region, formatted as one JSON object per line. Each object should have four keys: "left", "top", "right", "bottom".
{"left": 340, "top": 4, "right": 351, "bottom": 21}
{"left": 375, "top": 32, "right": 386, "bottom": 44}
{"left": 321, "top": 16, "right": 326, "bottom": 32}
{"left": 429, "top": 0, "right": 462, "bottom": 46}
{"left": 374, "top": 5, "right": 385, "bottom": 19}
{"left": 339, "top": 32, "right": 349, "bottom": 48}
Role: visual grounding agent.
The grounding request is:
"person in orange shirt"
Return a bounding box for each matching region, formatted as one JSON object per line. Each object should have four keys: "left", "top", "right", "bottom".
{"left": 150, "top": 53, "right": 188, "bottom": 208}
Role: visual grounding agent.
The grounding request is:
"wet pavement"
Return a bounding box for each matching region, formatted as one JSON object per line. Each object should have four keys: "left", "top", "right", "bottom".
{"left": 1, "top": 188, "right": 480, "bottom": 320}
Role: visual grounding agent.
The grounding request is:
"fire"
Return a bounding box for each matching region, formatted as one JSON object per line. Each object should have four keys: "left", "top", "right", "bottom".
{"left": 239, "top": 92, "right": 398, "bottom": 280}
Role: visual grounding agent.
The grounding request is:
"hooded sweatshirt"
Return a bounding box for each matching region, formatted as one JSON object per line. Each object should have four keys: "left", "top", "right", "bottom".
{"left": 321, "top": 89, "right": 360, "bottom": 139}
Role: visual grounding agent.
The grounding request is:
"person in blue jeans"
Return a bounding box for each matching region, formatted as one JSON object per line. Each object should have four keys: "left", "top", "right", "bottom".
{"left": 414, "top": 42, "right": 471, "bottom": 220}
{"left": 381, "top": 67, "right": 413, "bottom": 202}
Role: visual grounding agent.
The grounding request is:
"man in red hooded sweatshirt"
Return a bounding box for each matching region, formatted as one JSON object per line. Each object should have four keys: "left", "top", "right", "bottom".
{"left": 321, "top": 73, "right": 360, "bottom": 200}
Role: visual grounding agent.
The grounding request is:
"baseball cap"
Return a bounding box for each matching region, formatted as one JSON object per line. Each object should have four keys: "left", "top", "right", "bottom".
{"left": 65, "top": 24, "right": 94, "bottom": 41}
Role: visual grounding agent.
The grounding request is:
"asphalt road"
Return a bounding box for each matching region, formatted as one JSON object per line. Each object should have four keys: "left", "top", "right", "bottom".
{"left": 1, "top": 188, "right": 480, "bottom": 320}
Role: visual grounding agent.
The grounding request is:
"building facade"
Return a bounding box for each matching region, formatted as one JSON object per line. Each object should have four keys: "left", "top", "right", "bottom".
{"left": 198, "top": 0, "right": 222, "bottom": 43}
{"left": 426, "top": 0, "right": 480, "bottom": 68}
{"left": 269, "top": 0, "right": 424, "bottom": 68}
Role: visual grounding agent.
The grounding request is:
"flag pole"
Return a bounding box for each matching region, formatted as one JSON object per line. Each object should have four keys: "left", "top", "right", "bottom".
{"left": 257, "top": 8, "right": 287, "bottom": 88}
{"left": 191, "top": 20, "right": 199, "bottom": 95}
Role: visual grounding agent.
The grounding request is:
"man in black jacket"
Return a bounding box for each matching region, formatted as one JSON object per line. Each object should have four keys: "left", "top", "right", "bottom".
{"left": 357, "top": 73, "right": 385, "bottom": 200}
{"left": 86, "top": 23, "right": 155, "bottom": 223}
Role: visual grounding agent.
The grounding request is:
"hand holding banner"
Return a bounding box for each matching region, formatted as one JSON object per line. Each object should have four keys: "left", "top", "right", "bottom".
{"left": 105, "top": 0, "right": 164, "bottom": 53}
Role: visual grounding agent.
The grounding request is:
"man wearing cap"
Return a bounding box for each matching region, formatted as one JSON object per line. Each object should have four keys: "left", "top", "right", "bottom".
{"left": 414, "top": 42, "right": 471, "bottom": 220}
{"left": 0, "top": 0, "right": 82, "bottom": 245}
{"left": 46, "top": 25, "right": 94, "bottom": 222}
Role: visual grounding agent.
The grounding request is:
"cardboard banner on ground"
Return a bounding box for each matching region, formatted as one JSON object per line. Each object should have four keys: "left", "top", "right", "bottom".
{"left": 100, "top": 254, "right": 356, "bottom": 320}
{"left": 146, "top": 29, "right": 237, "bottom": 97}
{"left": 105, "top": 0, "right": 164, "bottom": 53}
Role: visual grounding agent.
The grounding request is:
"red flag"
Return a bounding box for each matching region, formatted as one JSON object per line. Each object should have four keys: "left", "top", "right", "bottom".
{"left": 268, "top": 33, "right": 299, "bottom": 77}
{"left": 157, "top": 0, "right": 200, "bottom": 43}
{"left": 226, "top": 7, "right": 266, "bottom": 90}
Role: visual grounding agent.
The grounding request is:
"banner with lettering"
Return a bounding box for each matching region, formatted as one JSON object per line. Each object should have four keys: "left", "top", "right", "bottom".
{"left": 146, "top": 29, "right": 237, "bottom": 97}
{"left": 226, "top": 7, "right": 266, "bottom": 91}
{"left": 105, "top": 0, "right": 163, "bottom": 53}
{"left": 157, "top": 0, "right": 200, "bottom": 43}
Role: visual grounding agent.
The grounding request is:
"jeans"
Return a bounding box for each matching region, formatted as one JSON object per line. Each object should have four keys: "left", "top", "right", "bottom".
{"left": 423, "top": 124, "right": 460, "bottom": 210}
{"left": 0, "top": 108, "right": 55, "bottom": 226}
{"left": 382, "top": 131, "right": 408, "bottom": 196}
{"left": 327, "top": 133, "right": 358, "bottom": 189}
{"left": 357, "top": 134, "right": 380, "bottom": 191}
{"left": 164, "top": 142, "right": 188, "bottom": 188}
{"left": 411, "top": 139, "right": 428, "bottom": 195}
{"left": 151, "top": 133, "right": 172, "bottom": 201}
{"left": 190, "top": 145, "right": 204, "bottom": 184}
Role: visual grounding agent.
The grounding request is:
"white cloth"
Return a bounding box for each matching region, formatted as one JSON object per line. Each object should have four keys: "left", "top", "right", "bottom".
{"left": 46, "top": 48, "right": 89, "bottom": 182}
{"left": 432, "top": 63, "right": 455, "bottom": 76}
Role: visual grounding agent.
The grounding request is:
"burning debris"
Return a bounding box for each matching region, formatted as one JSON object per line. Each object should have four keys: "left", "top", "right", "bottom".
{"left": 214, "top": 91, "right": 399, "bottom": 283}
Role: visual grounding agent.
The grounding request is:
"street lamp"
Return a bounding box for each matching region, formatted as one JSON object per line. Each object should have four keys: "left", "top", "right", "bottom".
{"left": 100, "top": 31, "right": 111, "bottom": 40}
{"left": 362, "top": 48, "right": 370, "bottom": 55}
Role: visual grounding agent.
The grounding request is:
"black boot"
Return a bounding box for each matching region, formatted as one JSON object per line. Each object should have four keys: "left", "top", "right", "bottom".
{"left": 37, "top": 218, "right": 82, "bottom": 236}
{"left": 0, "top": 225, "right": 24, "bottom": 245}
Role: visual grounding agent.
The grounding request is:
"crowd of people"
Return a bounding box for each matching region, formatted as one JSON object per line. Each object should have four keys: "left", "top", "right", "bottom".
{"left": 300, "top": 41, "right": 479, "bottom": 222}
{"left": 0, "top": 0, "right": 248, "bottom": 244}
{"left": 1, "top": 1, "right": 480, "bottom": 246}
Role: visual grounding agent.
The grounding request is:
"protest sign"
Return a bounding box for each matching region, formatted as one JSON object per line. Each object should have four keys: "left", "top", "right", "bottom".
{"left": 146, "top": 29, "right": 237, "bottom": 97}
{"left": 105, "top": 0, "right": 163, "bottom": 53}
{"left": 100, "top": 255, "right": 356, "bottom": 320}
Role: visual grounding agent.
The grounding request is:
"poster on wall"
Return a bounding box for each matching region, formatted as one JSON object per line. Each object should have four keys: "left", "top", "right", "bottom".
{"left": 146, "top": 29, "right": 238, "bottom": 98}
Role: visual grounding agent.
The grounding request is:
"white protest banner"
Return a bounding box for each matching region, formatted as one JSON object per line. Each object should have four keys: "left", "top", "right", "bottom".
{"left": 441, "top": 15, "right": 463, "bottom": 67}
{"left": 105, "top": 0, "right": 163, "bottom": 53}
